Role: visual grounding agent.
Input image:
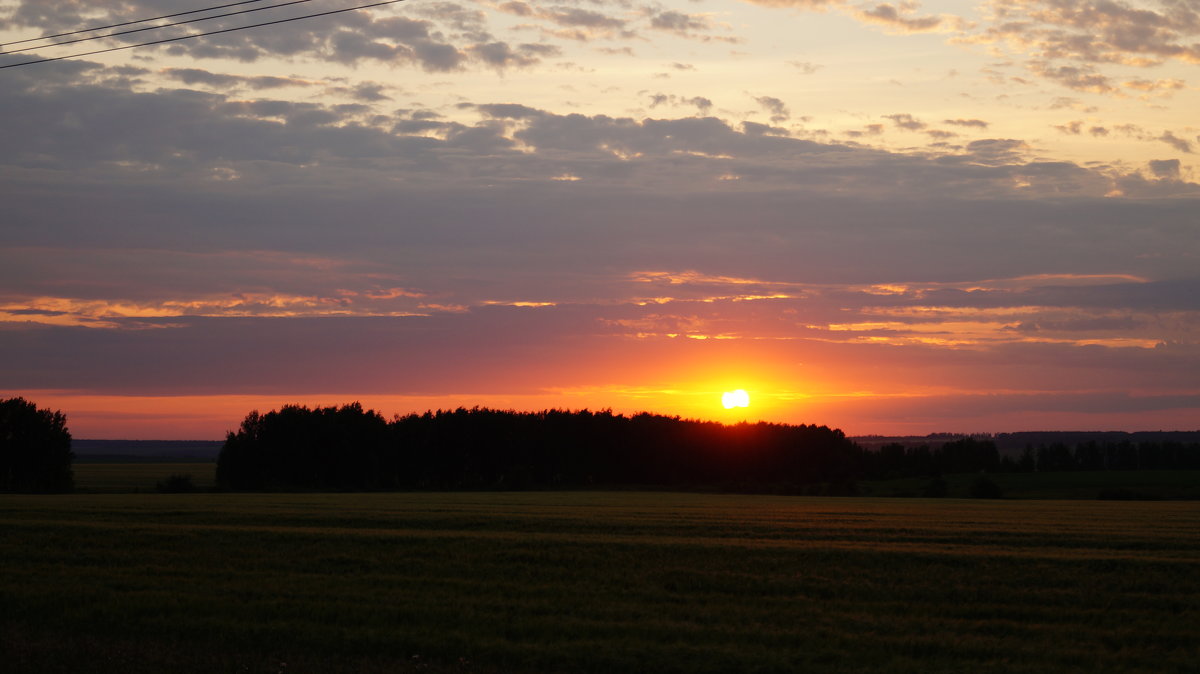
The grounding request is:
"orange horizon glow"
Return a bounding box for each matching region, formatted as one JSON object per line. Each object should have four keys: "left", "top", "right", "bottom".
{"left": 10, "top": 387, "right": 1198, "bottom": 441}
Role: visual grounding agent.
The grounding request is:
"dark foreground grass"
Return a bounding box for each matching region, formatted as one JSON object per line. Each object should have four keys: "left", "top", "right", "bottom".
{"left": 2, "top": 492, "right": 1197, "bottom": 673}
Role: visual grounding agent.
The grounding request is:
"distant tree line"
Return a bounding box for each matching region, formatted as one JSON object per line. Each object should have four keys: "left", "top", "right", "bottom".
{"left": 216, "top": 404, "right": 861, "bottom": 492}
{"left": 216, "top": 404, "right": 1200, "bottom": 492}
{"left": 865, "top": 437, "right": 1200, "bottom": 479}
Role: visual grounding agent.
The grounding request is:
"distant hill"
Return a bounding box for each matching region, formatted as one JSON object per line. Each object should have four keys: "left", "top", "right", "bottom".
{"left": 73, "top": 439, "right": 222, "bottom": 462}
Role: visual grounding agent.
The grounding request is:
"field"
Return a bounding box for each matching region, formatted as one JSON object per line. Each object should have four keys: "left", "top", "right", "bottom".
{"left": 72, "top": 462, "right": 216, "bottom": 493}
{"left": 2, "top": 492, "right": 1198, "bottom": 673}
{"left": 71, "top": 461, "right": 1200, "bottom": 500}
{"left": 857, "top": 470, "right": 1200, "bottom": 500}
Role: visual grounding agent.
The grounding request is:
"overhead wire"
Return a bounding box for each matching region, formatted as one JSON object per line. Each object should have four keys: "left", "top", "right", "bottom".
{"left": 0, "top": 0, "right": 407, "bottom": 70}
{"left": 1, "top": 0, "right": 319, "bottom": 55}
{"left": 0, "top": 0, "right": 274, "bottom": 48}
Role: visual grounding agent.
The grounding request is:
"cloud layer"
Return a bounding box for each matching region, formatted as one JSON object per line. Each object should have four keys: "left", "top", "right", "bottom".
{"left": 1, "top": 0, "right": 1198, "bottom": 436}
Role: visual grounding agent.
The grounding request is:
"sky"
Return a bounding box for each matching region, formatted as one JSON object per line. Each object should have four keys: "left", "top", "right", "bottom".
{"left": 1, "top": 0, "right": 1198, "bottom": 439}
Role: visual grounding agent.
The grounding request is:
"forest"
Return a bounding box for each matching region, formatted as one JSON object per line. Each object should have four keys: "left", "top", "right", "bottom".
{"left": 214, "top": 403, "right": 1200, "bottom": 492}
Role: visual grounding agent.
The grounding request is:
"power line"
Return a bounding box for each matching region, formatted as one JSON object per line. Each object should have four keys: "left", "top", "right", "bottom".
{"left": 0, "top": 0, "right": 407, "bottom": 70}
{"left": 2, "top": 0, "right": 319, "bottom": 55}
{"left": 0, "top": 0, "right": 273, "bottom": 48}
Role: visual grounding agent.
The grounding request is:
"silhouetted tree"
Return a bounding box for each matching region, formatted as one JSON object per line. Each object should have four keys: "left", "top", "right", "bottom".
{"left": 0, "top": 397, "right": 73, "bottom": 493}
{"left": 217, "top": 403, "right": 391, "bottom": 490}
{"left": 1017, "top": 445, "right": 1036, "bottom": 473}
{"left": 936, "top": 438, "right": 1000, "bottom": 474}
{"left": 1074, "top": 441, "right": 1104, "bottom": 470}
{"left": 1037, "top": 443, "right": 1075, "bottom": 471}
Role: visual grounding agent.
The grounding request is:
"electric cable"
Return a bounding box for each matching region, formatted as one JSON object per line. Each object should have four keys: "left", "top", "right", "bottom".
{"left": 0, "top": 0, "right": 406, "bottom": 70}
{"left": 1, "top": 0, "right": 273, "bottom": 48}
{"left": 2, "top": 0, "right": 319, "bottom": 55}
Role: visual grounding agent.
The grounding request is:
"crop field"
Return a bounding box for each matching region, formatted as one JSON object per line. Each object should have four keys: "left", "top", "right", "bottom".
{"left": 2, "top": 492, "right": 1198, "bottom": 673}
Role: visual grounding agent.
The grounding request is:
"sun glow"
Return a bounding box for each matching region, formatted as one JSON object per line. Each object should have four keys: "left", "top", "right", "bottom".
{"left": 721, "top": 389, "right": 750, "bottom": 409}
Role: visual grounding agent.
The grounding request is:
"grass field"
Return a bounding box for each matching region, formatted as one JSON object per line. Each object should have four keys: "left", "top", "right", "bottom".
{"left": 72, "top": 462, "right": 216, "bottom": 492}
{"left": 2, "top": 492, "right": 1198, "bottom": 673}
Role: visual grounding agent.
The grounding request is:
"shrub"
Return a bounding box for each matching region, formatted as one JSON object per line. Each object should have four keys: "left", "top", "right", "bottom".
{"left": 157, "top": 474, "right": 197, "bottom": 493}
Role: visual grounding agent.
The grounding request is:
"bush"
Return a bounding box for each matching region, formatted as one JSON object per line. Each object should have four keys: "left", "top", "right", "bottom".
{"left": 969, "top": 476, "right": 1004, "bottom": 499}
{"left": 157, "top": 474, "right": 197, "bottom": 493}
{"left": 0, "top": 397, "right": 73, "bottom": 493}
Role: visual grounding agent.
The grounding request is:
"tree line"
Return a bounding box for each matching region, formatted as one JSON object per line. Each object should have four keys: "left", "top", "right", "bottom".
{"left": 4, "top": 397, "right": 1199, "bottom": 494}
{"left": 215, "top": 404, "right": 1200, "bottom": 492}
{"left": 216, "top": 404, "right": 861, "bottom": 491}
{"left": 864, "top": 438, "right": 1200, "bottom": 479}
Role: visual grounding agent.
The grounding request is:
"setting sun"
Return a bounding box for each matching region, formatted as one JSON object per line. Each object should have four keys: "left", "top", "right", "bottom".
{"left": 721, "top": 389, "right": 750, "bottom": 410}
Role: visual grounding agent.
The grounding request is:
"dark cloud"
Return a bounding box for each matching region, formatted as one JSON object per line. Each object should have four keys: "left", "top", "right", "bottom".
{"left": 856, "top": 3, "right": 945, "bottom": 32}
{"left": 753, "top": 95, "right": 790, "bottom": 122}
{"left": 1148, "top": 158, "right": 1181, "bottom": 179}
{"left": 1158, "top": 131, "right": 1193, "bottom": 153}
{"left": 943, "top": 118, "right": 988, "bottom": 129}
{"left": 884, "top": 113, "right": 926, "bottom": 131}
{"left": 161, "top": 68, "right": 313, "bottom": 91}
{"left": 963, "top": 138, "right": 1028, "bottom": 164}
{"left": 475, "top": 103, "right": 546, "bottom": 119}
{"left": 643, "top": 93, "right": 713, "bottom": 113}
{"left": 649, "top": 10, "right": 709, "bottom": 33}
{"left": 1054, "top": 120, "right": 1084, "bottom": 135}
{"left": 469, "top": 41, "right": 555, "bottom": 68}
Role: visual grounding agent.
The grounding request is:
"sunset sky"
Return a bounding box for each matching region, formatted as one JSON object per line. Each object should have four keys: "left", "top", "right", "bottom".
{"left": 2, "top": 0, "right": 1198, "bottom": 439}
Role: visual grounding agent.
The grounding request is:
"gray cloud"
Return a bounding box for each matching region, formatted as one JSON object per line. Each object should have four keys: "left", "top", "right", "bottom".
{"left": 1158, "top": 131, "right": 1194, "bottom": 153}
{"left": 855, "top": 3, "right": 946, "bottom": 32}
{"left": 753, "top": 95, "right": 790, "bottom": 122}
{"left": 161, "top": 68, "right": 314, "bottom": 91}
{"left": 943, "top": 118, "right": 989, "bottom": 129}
{"left": 884, "top": 113, "right": 926, "bottom": 131}
{"left": 1148, "top": 158, "right": 1181, "bottom": 179}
